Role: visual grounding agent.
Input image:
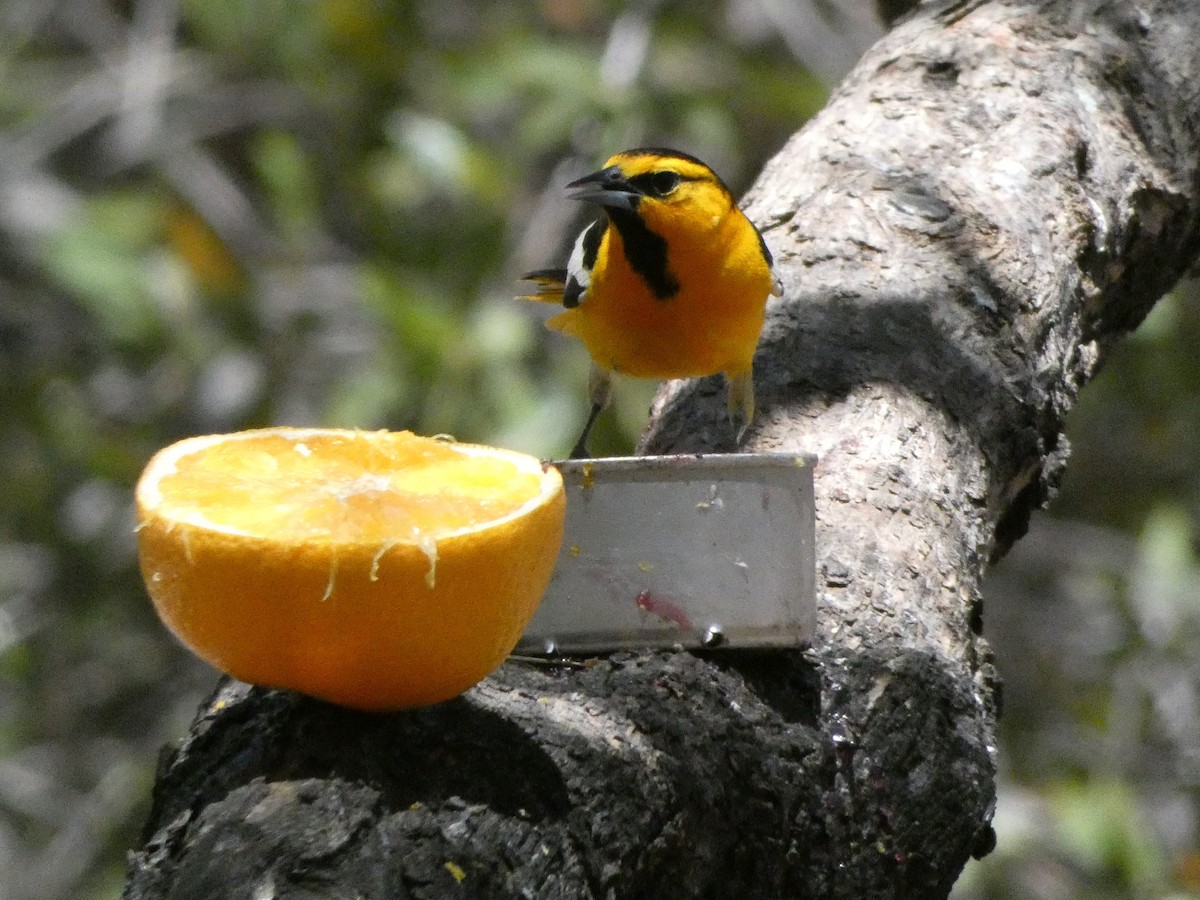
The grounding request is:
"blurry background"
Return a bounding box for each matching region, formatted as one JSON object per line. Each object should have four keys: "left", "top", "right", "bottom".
{"left": 0, "top": 1, "right": 1196, "bottom": 898}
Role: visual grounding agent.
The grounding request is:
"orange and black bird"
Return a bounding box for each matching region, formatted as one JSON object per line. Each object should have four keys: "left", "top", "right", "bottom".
{"left": 521, "top": 148, "right": 782, "bottom": 457}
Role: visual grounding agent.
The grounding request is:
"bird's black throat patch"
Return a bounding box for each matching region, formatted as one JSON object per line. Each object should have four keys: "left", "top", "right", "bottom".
{"left": 606, "top": 207, "right": 679, "bottom": 300}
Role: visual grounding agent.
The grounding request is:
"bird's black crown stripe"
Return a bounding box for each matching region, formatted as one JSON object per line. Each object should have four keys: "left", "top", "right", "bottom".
{"left": 620, "top": 147, "right": 710, "bottom": 170}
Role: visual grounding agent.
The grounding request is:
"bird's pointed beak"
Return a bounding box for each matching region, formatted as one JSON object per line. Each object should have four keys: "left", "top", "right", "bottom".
{"left": 565, "top": 165, "right": 640, "bottom": 210}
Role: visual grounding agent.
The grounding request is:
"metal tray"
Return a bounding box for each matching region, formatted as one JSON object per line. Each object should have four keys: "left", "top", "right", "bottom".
{"left": 515, "top": 453, "right": 817, "bottom": 655}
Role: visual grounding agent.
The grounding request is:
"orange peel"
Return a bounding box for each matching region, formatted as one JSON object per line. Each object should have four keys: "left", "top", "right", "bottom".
{"left": 134, "top": 428, "right": 565, "bottom": 710}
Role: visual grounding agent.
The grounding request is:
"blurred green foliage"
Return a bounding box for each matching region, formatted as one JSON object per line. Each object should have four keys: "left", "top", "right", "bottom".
{"left": 1, "top": 1, "right": 1198, "bottom": 898}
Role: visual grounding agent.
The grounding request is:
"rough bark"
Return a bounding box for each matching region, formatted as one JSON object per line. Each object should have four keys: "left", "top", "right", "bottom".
{"left": 126, "top": 2, "right": 1200, "bottom": 898}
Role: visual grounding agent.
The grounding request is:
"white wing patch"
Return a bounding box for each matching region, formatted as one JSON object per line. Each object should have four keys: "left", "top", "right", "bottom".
{"left": 563, "top": 219, "right": 604, "bottom": 308}
{"left": 566, "top": 225, "right": 593, "bottom": 292}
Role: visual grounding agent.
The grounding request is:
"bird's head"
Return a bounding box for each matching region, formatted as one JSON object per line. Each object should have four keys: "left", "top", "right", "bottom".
{"left": 565, "top": 148, "right": 735, "bottom": 226}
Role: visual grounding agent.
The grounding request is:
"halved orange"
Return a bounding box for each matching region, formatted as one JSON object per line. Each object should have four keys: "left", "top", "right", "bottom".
{"left": 134, "top": 428, "right": 565, "bottom": 710}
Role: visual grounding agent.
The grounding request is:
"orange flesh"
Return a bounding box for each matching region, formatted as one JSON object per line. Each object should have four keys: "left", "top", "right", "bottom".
{"left": 152, "top": 431, "right": 544, "bottom": 543}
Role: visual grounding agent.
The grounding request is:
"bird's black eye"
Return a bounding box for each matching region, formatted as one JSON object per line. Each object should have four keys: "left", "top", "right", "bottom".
{"left": 648, "top": 171, "right": 681, "bottom": 197}
{"left": 629, "top": 170, "right": 682, "bottom": 198}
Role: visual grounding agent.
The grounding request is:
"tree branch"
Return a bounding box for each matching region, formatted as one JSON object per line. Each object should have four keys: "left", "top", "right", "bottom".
{"left": 126, "top": 2, "right": 1200, "bottom": 898}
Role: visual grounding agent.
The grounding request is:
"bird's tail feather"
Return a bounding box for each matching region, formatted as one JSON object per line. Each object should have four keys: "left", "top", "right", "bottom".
{"left": 517, "top": 269, "right": 567, "bottom": 304}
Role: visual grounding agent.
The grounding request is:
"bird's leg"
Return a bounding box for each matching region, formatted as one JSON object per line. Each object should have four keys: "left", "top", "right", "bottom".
{"left": 570, "top": 404, "right": 604, "bottom": 459}
{"left": 570, "top": 365, "right": 613, "bottom": 459}
{"left": 726, "top": 367, "right": 755, "bottom": 446}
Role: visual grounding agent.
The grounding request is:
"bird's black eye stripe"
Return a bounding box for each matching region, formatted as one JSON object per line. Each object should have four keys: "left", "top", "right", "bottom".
{"left": 628, "top": 170, "right": 684, "bottom": 198}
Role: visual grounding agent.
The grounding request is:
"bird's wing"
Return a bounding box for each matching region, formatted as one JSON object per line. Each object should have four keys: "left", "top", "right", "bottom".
{"left": 561, "top": 218, "right": 604, "bottom": 308}
{"left": 519, "top": 218, "right": 605, "bottom": 308}
{"left": 750, "top": 219, "right": 784, "bottom": 298}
